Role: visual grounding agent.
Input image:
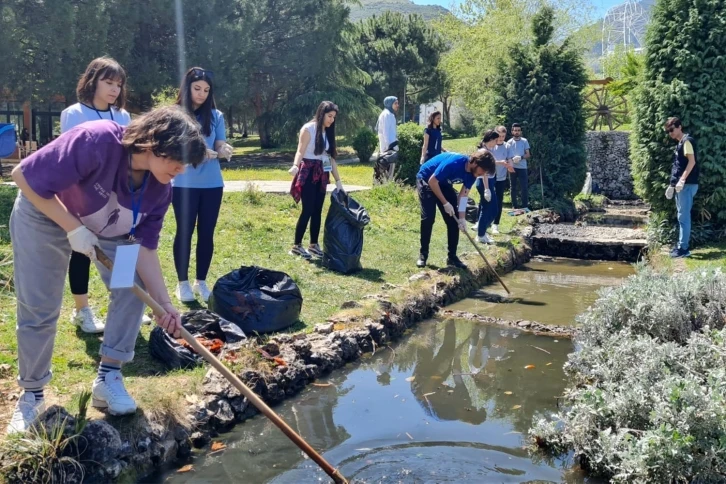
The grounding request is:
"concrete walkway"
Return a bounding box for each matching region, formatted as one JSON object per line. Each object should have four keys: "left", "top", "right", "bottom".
{"left": 1, "top": 180, "right": 372, "bottom": 194}
{"left": 223, "top": 180, "right": 371, "bottom": 193}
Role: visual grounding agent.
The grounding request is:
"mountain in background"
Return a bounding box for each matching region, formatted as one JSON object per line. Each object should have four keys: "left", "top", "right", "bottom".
{"left": 349, "top": 0, "right": 450, "bottom": 22}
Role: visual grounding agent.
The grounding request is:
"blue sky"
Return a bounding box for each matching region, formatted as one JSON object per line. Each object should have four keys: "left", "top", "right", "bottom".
{"left": 411, "top": 0, "right": 625, "bottom": 19}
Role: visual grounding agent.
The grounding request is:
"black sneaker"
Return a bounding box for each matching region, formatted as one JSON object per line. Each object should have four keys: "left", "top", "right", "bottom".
{"left": 671, "top": 248, "right": 691, "bottom": 258}
{"left": 446, "top": 256, "right": 467, "bottom": 269}
{"left": 289, "top": 245, "right": 312, "bottom": 260}
{"left": 416, "top": 254, "right": 427, "bottom": 268}
{"left": 308, "top": 244, "right": 324, "bottom": 258}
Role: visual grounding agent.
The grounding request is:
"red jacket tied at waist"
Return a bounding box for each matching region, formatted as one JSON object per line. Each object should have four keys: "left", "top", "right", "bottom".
{"left": 290, "top": 158, "right": 330, "bottom": 203}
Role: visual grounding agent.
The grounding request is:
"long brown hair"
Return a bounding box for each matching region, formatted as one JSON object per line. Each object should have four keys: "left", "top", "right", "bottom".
{"left": 312, "top": 101, "right": 338, "bottom": 158}
{"left": 176, "top": 67, "right": 216, "bottom": 137}
{"left": 76, "top": 57, "right": 127, "bottom": 109}
{"left": 427, "top": 111, "right": 442, "bottom": 130}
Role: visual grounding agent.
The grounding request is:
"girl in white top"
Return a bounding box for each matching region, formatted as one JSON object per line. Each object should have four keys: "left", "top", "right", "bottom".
{"left": 288, "top": 101, "right": 345, "bottom": 260}
{"left": 59, "top": 56, "right": 132, "bottom": 334}
{"left": 376, "top": 96, "right": 399, "bottom": 154}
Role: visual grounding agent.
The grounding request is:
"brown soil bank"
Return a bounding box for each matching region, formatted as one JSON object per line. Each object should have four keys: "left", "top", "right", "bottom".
{"left": 0, "top": 243, "right": 531, "bottom": 484}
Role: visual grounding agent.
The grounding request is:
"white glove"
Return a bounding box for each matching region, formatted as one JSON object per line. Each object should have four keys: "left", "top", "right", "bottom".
{"left": 458, "top": 218, "right": 467, "bottom": 232}
{"left": 288, "top": 165, "right": 299, "bottom": 176}
{"left": 443, "top": 202, "right": 456, "bottom": 218}
{"left": 665, "top": 186, "right": 675, "bottom": 199}
{"left": 206, "top": 149, "right": 218, "bottom": 159}
{"left": 67, "top": 226, "right": 99, "bottom": 261}
{"left": 336, "top": 179, "right": 344, "bottom": 192}
{"left": 217, "top": 143, "right": 234, "bottom": 160}
{"left": 513, "top": 155, "right": 522, "bottom": 164}
{"left": 675, "top": 179, "right": 685, "bottom": 193}
{"left": 484, "top": 189, "right": 492, "bottom": 202}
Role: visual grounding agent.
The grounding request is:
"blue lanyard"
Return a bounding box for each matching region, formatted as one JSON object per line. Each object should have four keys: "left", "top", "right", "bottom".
{"left": 129, "top": 172, "right": 149, "bottom": 239}
{"left": 86, "top": 103, "right": 114, "bottom": 121}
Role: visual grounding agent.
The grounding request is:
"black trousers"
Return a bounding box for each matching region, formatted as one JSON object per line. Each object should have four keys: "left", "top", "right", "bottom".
{"left": 172, "top": 187, "right": 224, "bottom": 282}
{"left": 417, "top": 179, "right": 459, "bottom": 259}
{"left": 68, "top": 251, "right": 91, "bottom": 295}
{"left": 494, "top": 179, "right": 509, "bottom": 225}
{"left": 294, "top": 173, "right": 326, "bottom": 245}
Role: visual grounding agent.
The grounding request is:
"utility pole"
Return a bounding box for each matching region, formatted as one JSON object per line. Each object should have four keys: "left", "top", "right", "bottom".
{"left": 402, "top": 74, "right": 407, "bottom": 123}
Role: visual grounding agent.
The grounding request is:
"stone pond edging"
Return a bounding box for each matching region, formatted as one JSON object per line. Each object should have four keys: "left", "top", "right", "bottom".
{"left": 4, "top": 239, "right": 533, "bottom": 484}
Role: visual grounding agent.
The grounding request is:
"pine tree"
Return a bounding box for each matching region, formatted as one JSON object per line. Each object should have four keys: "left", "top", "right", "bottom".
{"left": 491, "top": 6, "right": 588, "bottom": 207}
{"left": 631, "top": 0, "right": 726, "bottom": 234}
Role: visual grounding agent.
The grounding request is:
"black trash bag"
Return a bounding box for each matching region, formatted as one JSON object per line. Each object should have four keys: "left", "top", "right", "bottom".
{"left": 323, "top": 189, "right": 371, "bottom": 274}
{"left": 465, "top": 197, "right": 479, "bottom": 223}
{"left": 149, "top": 309, "right": 246, "bottom": 371}
{"left": 208, "top": 266, "right": 303, "bottom": 334}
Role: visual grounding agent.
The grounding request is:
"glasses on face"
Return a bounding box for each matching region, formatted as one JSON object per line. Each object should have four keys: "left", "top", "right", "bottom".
{"left": 191, "top": 68, "right": 214, "bottom": 82}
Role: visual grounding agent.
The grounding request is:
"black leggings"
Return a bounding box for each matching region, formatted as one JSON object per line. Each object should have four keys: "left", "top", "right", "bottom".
{"left": 172, "top": 187, "right": 224, "bottom": 282}
{"left": 494, "top": 179, "right": 509, "bottom": 225}
{"left": 69, "top": 251, "right": 91, "bottom": 295}
{"left": 294, "top": 175, "right": 326, "bottom": 245}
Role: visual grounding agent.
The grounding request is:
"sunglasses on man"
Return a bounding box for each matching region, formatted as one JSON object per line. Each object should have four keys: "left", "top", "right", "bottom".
{"left": 191, "top": 68, "right": 214, "bottom": 82}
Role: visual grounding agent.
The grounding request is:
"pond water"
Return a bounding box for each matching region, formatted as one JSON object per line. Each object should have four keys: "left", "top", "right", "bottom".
{"left": 448, "top": 258, "right": 635, "bottom": 326}
{"left": 158, "top": 258, "right": 630, "bottom": 483}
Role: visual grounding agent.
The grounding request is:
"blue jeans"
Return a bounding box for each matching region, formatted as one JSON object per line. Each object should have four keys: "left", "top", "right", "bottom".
{"left": 511, "top": 168, "right": 528, "bottom": 208}
{"left": 675, "top": 184, "right": 698, "bottom": 251}
{"left": 475, "top": 178, "right": 497, "bottom": 238}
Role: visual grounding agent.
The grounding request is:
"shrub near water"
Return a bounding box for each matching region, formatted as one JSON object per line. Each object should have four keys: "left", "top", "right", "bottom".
{"left": 531, "top": 268, "right": 726, "bottom": 483}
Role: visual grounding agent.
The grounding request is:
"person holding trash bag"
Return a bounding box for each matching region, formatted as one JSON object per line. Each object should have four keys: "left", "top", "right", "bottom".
{"left": 375, "top": 96, "right": 399, "bottom": 181}
{"left": 172, "top": 67, "right": 234, "bottom": 303}
{"left": 60, "top": 57, "right": 132, "bottom": 334}
{"left": 416, "top": 150, "right": 496, "bottom": 269}
{"left": 7, "top": 106, "right": 207, "bottom": 433}
{"left": 289, "top": 101, "right": 345, "bottom": 260}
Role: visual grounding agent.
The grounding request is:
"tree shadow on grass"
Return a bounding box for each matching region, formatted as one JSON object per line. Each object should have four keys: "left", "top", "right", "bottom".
{"left": 689, "top": 247, "right": 726, "bottom": 262}
{"left": 308, "top": 258, "right": 385, "bottom": 282}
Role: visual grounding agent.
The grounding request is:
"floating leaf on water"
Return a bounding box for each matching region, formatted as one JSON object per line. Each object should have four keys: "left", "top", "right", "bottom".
{"left": 405, "top": 376, "right": 416, "bottom": 382}
{"left": 512, "top": 405, "right": 522, "bottom": 410}
{"left": 447, "top": 390, "right": 454, "bottom": 393}
{"left": 554, "top": 340, "right": 559, "bottom": 343}
{"left": 546, "top": 362, "right": 553, "bottom": 366}
{"left": 504, "top": 391, "right": 513, "bottom": 395}
{"left": 177, "top": 464, "right": 194, "bottom": 473}
{"left": 430, "top": 375, "right": 443, "bottom": 380}
{"left": 210, "top": 442, "right": 227, "bottom": 452}
{"left": 524, "top": 364, "right": 535, "bottom": 369}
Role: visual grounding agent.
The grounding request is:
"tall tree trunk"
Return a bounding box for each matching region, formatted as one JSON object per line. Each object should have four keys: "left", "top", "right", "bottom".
{"left": 227, "top": 106, "right": 235, "bottom": 136}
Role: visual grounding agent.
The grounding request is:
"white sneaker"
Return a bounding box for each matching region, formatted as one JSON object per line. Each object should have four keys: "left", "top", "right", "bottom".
{"left": 491, "top": 224, "right": 500, "bottom": 235}
{"left": 470, "top": 222, "right": 479, "bottom": 231}
{"left": 72, "top": 307, "right": 105, "bottom": 334}
{"left": 6, "top": 392, "right": 45, "bottom": 434}
{"left": 175, "top": 281, "right": 196, "bottom": 303}
{"left": 92, "top": 370, "right": 137, "bottom": 416}
{"left": 477, "top": 234, "right": 493, "bottom": 244}
{"left": 193, "top": 280, "right": 212, "bottom": 303}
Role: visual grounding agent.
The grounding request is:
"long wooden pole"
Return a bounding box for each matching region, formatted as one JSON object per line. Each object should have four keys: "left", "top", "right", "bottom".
{"left": 461, "top": 230, "right": 511, "bottom": 294}
{"left": 95, "top": 248, "right": 348, "bottom": 484}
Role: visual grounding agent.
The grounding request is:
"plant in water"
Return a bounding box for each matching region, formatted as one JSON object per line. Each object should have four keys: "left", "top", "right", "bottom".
{"left": 530, "top": 267, "right": 726, "bottom": 482}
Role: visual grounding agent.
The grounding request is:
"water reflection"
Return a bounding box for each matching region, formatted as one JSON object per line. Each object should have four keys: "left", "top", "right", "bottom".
{"left": 161, "top": 318, "right": 578, "bottom": 484}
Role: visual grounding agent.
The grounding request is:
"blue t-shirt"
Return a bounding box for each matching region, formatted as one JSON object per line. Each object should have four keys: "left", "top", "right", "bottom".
{"left": 425, "top": 127, "right": 443, "bottom": 158}
{"left": 417, "top": 152, "right": 476, "bottom": 189}
{"left": 171, "top": 109, "right": 226, "bottom": 189}
{"left": 507, "top": 137, "right": 530, "bottom": 169}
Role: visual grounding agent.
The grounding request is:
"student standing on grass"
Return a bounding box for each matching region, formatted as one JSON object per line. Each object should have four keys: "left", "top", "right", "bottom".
{"left": 507, "top": 123, "right": 531, "bottom": 210}
{"left": 376, "top": 96, "right": 399, "bottom": 178}
{"left": 8, "top": 106, "right": 207, "bottom": 433}
{"left": 420, "top": 111, "right": 445, "bottom": 164}
{"left": 473, "top": 130, "right": 501, "bottom": 244}
{"left": 60, "top": 57, "right": 132, "bottom": 334}
{"left": 492, "top": 125, "right": 514, "bottom": 235}
{"left": 289, "top": 101, "right": 345, "bottom": 260}
{"left": 171, "top": 68, "right": 233, "bottom": 303}
{"left": 664, "top": 116, "right": 699, "bottom": 258}
{"left": 416, "top": 150, "right": 496, "bottom": 269}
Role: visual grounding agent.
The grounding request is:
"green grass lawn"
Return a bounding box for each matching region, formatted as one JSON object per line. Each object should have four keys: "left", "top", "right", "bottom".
{"left": 0, "top": 165, "right": 518, "bottom": 425}
{"left": 229, "top": 134, "right": 354, "bottom": 157}
{"left": 685, "top": 241, "right": 726, "bottom": 271}
{"left": 442, "top": 136, "right": 479, "bottom": 155}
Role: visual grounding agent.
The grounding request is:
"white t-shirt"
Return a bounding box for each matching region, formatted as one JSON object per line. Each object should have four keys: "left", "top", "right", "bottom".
{"left": 60, "top": 103, "right": 131, "bottom": 133}
{"left": 376, "top": 109, "right": 398, "bottom": 153}
{"left": 301, "top": 121, "right": 329, "bottom": 160}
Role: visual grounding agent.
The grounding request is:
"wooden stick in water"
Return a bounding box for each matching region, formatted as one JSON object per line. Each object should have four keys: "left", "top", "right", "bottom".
{"left": 94, "top": 247, "right": 349, "bottom": 484}
{"left": 461, "top": 230, "right": 511, "bottom": 294}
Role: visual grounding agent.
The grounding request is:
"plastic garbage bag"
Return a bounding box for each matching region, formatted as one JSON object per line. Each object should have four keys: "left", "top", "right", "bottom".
{"left": 209, "top": 266, "right": 303, "bottom": 334}
{"left": 323, "top": 189, "right": 371, "bottom": 274}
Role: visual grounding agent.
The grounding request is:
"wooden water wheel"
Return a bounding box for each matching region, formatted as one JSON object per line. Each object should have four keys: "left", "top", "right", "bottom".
{"left": 584, "top": 78, "right": 628, "bottom": 130}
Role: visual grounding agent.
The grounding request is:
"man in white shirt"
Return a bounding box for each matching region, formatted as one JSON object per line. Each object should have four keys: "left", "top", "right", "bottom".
{"left": 375, "top": 96, "right": 399, "bottom": 182}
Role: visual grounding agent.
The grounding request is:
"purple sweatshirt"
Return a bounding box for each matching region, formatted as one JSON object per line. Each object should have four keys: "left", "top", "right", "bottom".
{"left": 19, "top": 121, "right": 171, "bottom": 250}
